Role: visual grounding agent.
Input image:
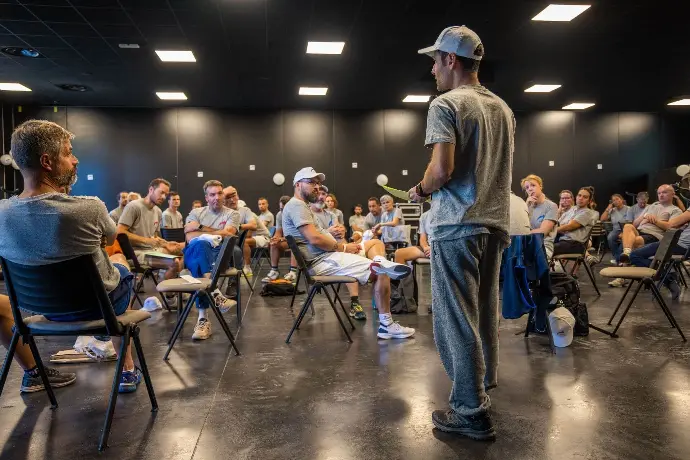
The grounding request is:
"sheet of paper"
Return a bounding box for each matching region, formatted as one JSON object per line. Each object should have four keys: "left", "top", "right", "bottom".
{"left": 141, "top": 251, "right": 180, "bottom": 259}
{"left": 180, "top": 275, "right": 203, "bottom": 284}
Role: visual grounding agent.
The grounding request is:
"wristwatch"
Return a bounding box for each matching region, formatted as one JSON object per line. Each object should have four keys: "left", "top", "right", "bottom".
{"left": 198, "top": 224, "right": 204, "bottom": 230}
{"left": 416, "top": 182, "right": 431, "bottom": 198}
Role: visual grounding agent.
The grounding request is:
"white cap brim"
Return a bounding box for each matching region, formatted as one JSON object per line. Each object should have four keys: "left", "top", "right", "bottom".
{"left": 417, "top": 45, "right": 437, "bottom": 57}
{"left": 293, "top": 171, "right": 325, "bottom": 185}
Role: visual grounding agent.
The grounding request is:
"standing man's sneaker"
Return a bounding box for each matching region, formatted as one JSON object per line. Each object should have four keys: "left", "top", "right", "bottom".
{"left": 370, "top": 256, "right": 412, "bottom": 280}
{"left": 119, "top": 367, "right": 143, "bottom": 393}
{"left": 608, "top": 278, "right": 627, "bottom": 287}
{"left": 284, "top": 271, "right": 297, "bottom": 283}
{"left": 243, "top": 266, "right": 253, "bottom": 277}
{"left": 192, "top": 318, "right": 212, "bottom": 340}
{"left": 377, "top": 321, "right": 415, "bottom": 339}
{"left": 20, "top": 367, "right": 77, "bottom": 393}
{"left": 262, "top": 269, "right": 280, "bottom": 283}
{"left": 432, "top": 409, "right": 496, "bottom": 441}
{"left": 350, "top": 302, "right": 366, "bottom": 320}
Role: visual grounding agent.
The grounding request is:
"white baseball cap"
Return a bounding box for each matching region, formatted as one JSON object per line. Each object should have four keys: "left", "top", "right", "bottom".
{"left": 549, "top": 307, "right": 575, "bottom": 348}
{"left": 418, "top": 25, "right": 484, "bottom": 61}
{"left": 293, "top": 167, "right": 325, "bottom": 186}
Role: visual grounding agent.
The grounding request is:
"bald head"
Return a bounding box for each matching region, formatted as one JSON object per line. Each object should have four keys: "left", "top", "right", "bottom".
{"left": 223, "top": 186, "right": 239, "bottom": 209}
{"left": 657, "top": 184, "right": 675, "bottom": 205}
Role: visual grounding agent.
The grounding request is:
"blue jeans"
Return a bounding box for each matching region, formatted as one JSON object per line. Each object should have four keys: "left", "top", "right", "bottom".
{"left": 182, "top": 240, "right": 242, "bottom": 309}
{"left": 607, "top": 229, "right": 622, "bottom": 263}
{"left": 630, "top": 242, "right": 687, "bottom": 268}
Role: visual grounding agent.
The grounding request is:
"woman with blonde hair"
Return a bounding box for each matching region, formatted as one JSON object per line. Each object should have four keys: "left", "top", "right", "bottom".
{"left": 520, "top": 174, "right": 559, "bottom": 258}
{"left": 325, "top": 193, "right": 344, "bottom": 225}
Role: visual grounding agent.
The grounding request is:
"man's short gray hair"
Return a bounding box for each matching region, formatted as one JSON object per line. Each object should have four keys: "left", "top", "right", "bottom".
{"left": 10, "top": 119, "right": 74, "bottom": 171}
{"left": 380, "top": 194, "right": 394, "bottom": 203}
{"left": 203, "top": 180, "right": 223, "bottom": 194}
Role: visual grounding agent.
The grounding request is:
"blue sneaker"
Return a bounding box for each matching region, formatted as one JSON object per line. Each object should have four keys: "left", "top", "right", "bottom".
{"left": 118, "top": 367, "right": 143, "bottom": 393}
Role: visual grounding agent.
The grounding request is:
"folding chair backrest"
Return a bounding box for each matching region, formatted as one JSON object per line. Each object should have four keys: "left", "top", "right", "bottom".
{"left": 116, "top": 233, "right": 144, "bottom": 271}
{"left": 285, "top": 236, "right": 314, "bottom": 284}
{"left": 237, "top": 230, "right": 248, "bottom": 250}
{"left": 581, "top": 224, "right": 597, "bottom": 255}
{"left": 650, "top": 229, "right": 682, "bottom": 275}
{"left": 590, "top": 222, "right": 606, "bottom": 237}
{"left": 269, "top": 226, "right": 277, "bottom": 238}
{"left": 161, "top": 227, "right": 185, "bottom": 243}
{"left": 0, "top": 255, "right": 121, "bottom": 335}
{"left": 208, "top": 236, "right": 236, "bottom": 290}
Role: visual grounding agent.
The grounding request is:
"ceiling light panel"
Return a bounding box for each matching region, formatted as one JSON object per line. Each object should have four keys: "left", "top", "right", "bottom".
{"left": 524, "top": 84, "right": 562, "bottom": 93}
{"left": 0, "top": 83, "right": 31, "bottom": 91}
{"left": 562, "top": 102, "right": 595, "bottom": 110}
{"left": 532, "top": 4, "right": 591, "bottom": 22}
{"left": 668, "top": 99, "right": 690, "bottom": 106}
{"left": 306, "top": 42, "right": 345, "bottom": 54}
{"left": 403, "top": 95, "right": 431, "bottom": 103}
{"left": 155, "top": 50, "right": 196, "bottom": 62}
{"left": 156, "top": 92, "right": 187, "bottom": 100}
{"left": 299, "top": 87, "right": 328, "bottom": 96}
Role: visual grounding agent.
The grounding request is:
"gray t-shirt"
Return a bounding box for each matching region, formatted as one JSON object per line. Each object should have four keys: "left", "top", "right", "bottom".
{"left": 161, "top": 209, "right": 183, "bottom": 229}
{"left": 418, "top": 211, "right": 430, "bottom": 236}
{"left": 186, "top": 206, "right": 240, "bottom": 232}
{"left": 558, "top": 206, "right": 574, "bottom": 226}
{"left": 509, "top": 193, "right": 531, "bottom": 236}
{"left": 282, "top": 197, "right": 335, "bottom": 265}
{"left": 234, "top": 206, "right": 254, "bottom": 226}
{"left": 0, "top": 193, "right": 120, "bottom": 292}
{"left": 607, "top": 205, "right": 630, "bottom": 227}
{"left": 349, "top": 214, "right": 366, "bottom": 231}
{"left": 529, "top": 199, "right": 558, "bottom": 252}
{"left": 627, "top": 204, "right": 647, "bottom": 222}
{"left": 312, "top": 209, "right": 336, "bottom": 230}
{"left": 363, "top": 212, "right": 381, "bottom": 230}
{"left": 109, "top": 206, "right": 125, "bottom": 223}
{"left": 259, "top": 210, "right": 275, "bottom": 228}
{"left": 380, "top": 207, "right": 406, "bottom": 242}
{"left": 275, "top": 210, "right": 283, "bottom": 231}
{"left": 560, "top": 207, "right": 598, "bottom": 243}
{"left": 424, "top": 84, "right": 514, "bottom": 243}
{"left": 637, "top": 203, "right": 683, "bottom": 241}
{"left": 252, "top": 213, "right": 271, "bottom": 237}
{"left": 678, "top": 218, "right": 690, "bottom": 249}
{"left": 118, "top": 199, "right": 163, "bottom": 249}
{"left": 330, "top": 208, "right": 344, "bottom": 225}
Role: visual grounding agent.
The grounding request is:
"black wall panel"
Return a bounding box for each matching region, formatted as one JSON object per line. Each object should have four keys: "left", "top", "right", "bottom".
{"left": 527, "top": 111, "right": 575, "bottom": 199}
{"left": 573, "top": 113, "right": 620, "bottom": 205}
{"left": 282, "top": 110, "right": 334, "bottom": 193}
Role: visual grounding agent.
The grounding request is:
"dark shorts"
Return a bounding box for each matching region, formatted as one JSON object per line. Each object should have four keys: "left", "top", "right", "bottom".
{"left": 47, "top": 263, "right": 134, "bottom": 322}
{"left": 553, "top": 239, "right": 586, "bottom": 256}
{"left": 639, "top": 232, "right": 658, "bottom": 245}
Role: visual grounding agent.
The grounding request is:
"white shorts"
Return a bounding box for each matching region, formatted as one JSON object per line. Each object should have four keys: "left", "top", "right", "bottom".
{"left": 309, "top": 252, "right": 372, "bottom": 285}
{"left": 253, "top": 235, "right": 269, "bottom": 248}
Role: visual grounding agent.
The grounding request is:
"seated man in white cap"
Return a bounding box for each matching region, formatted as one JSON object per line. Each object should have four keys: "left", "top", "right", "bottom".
{"left": 282, "top": 167, "right": 415, "bottom": 339}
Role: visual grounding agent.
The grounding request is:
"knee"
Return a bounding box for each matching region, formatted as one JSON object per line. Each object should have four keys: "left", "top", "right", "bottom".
{"left": 0, "top": 295, "right": 12, "bottom": 320}
{"left": 622, "top": 224, "right": 634, "bottom": 234}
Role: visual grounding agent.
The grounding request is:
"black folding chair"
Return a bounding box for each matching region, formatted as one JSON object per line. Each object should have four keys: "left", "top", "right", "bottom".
{"left": 551, "top": 225, "right": 601, "bottom": 296}
{"left": 0, "top": 255, "right": 157, "bottom": 451}
{"left": 284, "top": 236, "right": 357, "bottom": 343}
{"left": 236, "top": 230, "right": 254, "bottom": 292}
{"left": 160, "top": 227, "right": 186, "bottom": 243}
{"left": 597, "top": 229, "right": 685, "bottom": 341}
{"left": 412, "top": 258, "right": 430, "bottom": 307}
{"left": 667, "top": 246, "right": 690, "bottom": 288}
{"left": 116, "top": 233, "right": 172, "bottom": 311}
{"left": 157, "top": 237, "right": 241, "bottom": 360}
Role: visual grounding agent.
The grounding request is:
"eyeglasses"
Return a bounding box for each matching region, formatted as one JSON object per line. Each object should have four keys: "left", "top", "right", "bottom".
{"left": 300, "top": 179, "right": 321, "bottom": 186}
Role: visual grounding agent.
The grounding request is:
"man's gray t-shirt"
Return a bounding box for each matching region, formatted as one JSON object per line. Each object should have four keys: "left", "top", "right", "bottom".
{"left": 312, "top": 209, "right": 336, "bottom": 231}
{"left": 282, "top": 197, "right": 335, "bottom": 265}
{"left": 259, "top": 210, "right": 275, "bottom": 228}
{"left": 162, "top": 209, "right": 183, "bottom": 229}
{"left": 234, "top": 206, "right": 254, "bottom": 226}
{"left": 118, "top": 199, "right": 163, "bottom": 249}
{"left": 608, "top": 205, "right": 630, "bottom": 227}
{"left": 678, "top": 216, "right": 690, "bottom": 249}
{"left": 363, "top": 212, "right": 381, "bottom": 230}
{"left": 529, "top": 199, "right": 558, "bottom": 252}
{"left": 380, "top": 207, "right": 406, "bottom": 242}
{"left": 186, "top": 206, "right": 240, "bottom": 231}
{"left": 560, "top": 207, "right": 598, "bottom": 243}
{"left": 275, "top": 210, "right": 283, "bottom": 231}
{"left": 418, "top": 211, "right": 430, "bottom": 237}
{"left": 109, "top": 206, "right": 124, "bottom": 223}
{"left": 349, "top": 215, "right": 366, "bottom": 231}
{"left": 637, "top": 203, "right": 682, "bottom": 241}
{"left": 627, "top": 204, "right": 647, "bottom": 222}
{"left": 558, "top": 206, "right": 574, "bottom": 226}
{"left": 252, "top": 213, "right": 271, "bottom": 237}
{"left": 0, "top": 193, "right": 120, "bottom": 292}
{"left": 330, "top": 209, "right": 344, "bottom": 225}
{"left": 424, "top": 84, "right": 514, "bottom": 243}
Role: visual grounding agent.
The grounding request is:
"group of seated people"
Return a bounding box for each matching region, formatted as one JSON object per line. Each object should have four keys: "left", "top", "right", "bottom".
{"left": 509, "top": 174, "right": 690, "bottom": 297}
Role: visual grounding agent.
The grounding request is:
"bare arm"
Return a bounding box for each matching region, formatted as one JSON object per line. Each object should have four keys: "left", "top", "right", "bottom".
{"left": 531, "top": 220, "right": 556, "bottom": 235}
{"left": 239, "top": 217, "right": 258, "bottom": 232}
{"left": 420, "top": 233, "right": 429, "bottom": 250}
{"left": 420, "top": 143, "right": 455, "bottom": 195}
{"left": 600, "top": 206, "right": 612, "bottom": 222}
{"left": 669, "top": 211, "right": 690, "bottom": 228}
{"left": 117, "top": 223, "right": 160, "bottom": 247}
{"left": 633, "top": 212, "right": 647, "bottom": 227}
{"left": 557, "top": 219, "right": 583, "bottom": 234}
{"left": 299, "top": 223, "right": 342, "bottom": 252}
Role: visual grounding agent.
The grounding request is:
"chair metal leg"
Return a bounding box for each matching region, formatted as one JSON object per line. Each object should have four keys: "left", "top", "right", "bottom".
{"left": 608, "top": 280, "right": 635, "bottom": 325}
{"left": 164, "top": 294, "right": 196, "bottom": 360}
{"left": 167, "top": 293, "right": 196, "bottom": 344}
{"left": 296, "top": 286, "right": 318, "bottom": 330}
{"left": 323, "top": 287, "right": 353, "bottom": 343}
{"left": 286, "top": 287, "right": 317, "bottom": 343}
{"left": 26, "top": 335, "right": 58, "bottom": 408}
{"left": 289, "top": 269, "right": 302, "bottom": 309}
{"left": 0, "top": 330, "right": 19, "bottom": 398}
{"left": 207, "top": 295, "right": 241, "bottom": 356}
{"left": 241, "top": 271, "right": 254, "bottom": 293}
{"left": 132, "top": 327, "right": 159, "bottom": 410}
{"left": 412, "top": 262, "right": 419, "bottom": 307}
{"left": 650, "top": 283, "right": 686, "bottom": 341}
{"left": 583, "top": 261, "right": 601, "bottom": 296}
{"left": 99, "top": 326, "right": 130, "bottom": 451}
{"left": 331, "top": 285, "right": 355, "bottom": 330}
{"left": 234, "top": 274, "right": 242, "bottom": 323}
{"left": 610, "top": 281, "right": 645, "bottom": 337}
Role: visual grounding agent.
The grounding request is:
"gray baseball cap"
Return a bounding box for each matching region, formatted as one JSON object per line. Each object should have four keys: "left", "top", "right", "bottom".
{"left": 418, "top": 25, "right": 484, "bottom": 61}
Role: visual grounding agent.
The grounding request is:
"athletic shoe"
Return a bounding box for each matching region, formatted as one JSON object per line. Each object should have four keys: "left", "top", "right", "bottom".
{"left": 608, "top": 278, "right": 627, "bottom": 288}
{"left": 118, "top": 367, "right": 143, "bottom": 393}
{"left": 164, "top": 293, "right": 177, "bottom": 308}
{"left": 20, "top": 367, "right": 77, "bottom": 393}
{"left": 609, "top": 259, "right": 617, "bottom": 265}
{"left": 284, "top": 271, "right": 298, "bottom": 283}
{"left": 211, "top": 288, "right": 234, "bottom": 313}
{"left": 377, "top": 321, "right": 415, "bottom": 339}
{"left": 585, "top": 254, "right": 598, "bottom": 267}
{"left": 431, "top": 409, "right": 496, "bottom": 441}
{"left": 350, "top": 302, "right": 366, "bottom": 320}
{"left": 192, "top": 318, "right": 212, "bottom": 340}
{"left": 243, "top": 266, "right": 253, "bottom": 277}
{"left": 262, "top": 269, "right": 280, "bottom": 283}
{"left": 370, "top": 256, "right": 412, "bottom": 280}
{"left": 619, "top": 252, "right": 631, "bottom": 265}
{"left": 668, "top": 280, "right": 681, "bottom": 300}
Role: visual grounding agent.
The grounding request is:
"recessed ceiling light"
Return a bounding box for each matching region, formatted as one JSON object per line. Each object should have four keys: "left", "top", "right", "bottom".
{"left": 532, "top": 4, "right": 591, "bottom": 22}
{"left": 0, "top": 83, "right": 32, "bottom": 91}
{"left": 1, "top": 46, "right": 43, "bottom": 58}
{"left": 119, "top": 43, "right": 140, "bottom": 49}
{"left": 668, "top": 99, "right": 690, "bottom": 106}
{"left": 403, "top": 95, "right": 431, "bottom": 103}
{"left": 306, "top": 41, "right": 345, "bottom": 54}
{"left": 155, "top": 50, "right": 196, "bottom": 62}
{"left": 299, "top": 87, "right": 328, "bottom": 96}
{"left": 524, "top": 84, "right": 562, "bottom": 93}
{"left": 56, "top": 83, "right": 91, "bottom": 92}
{"left": 562, "top": 102, "right": 595, "bottom": 110}
{"left": 156, "top": 92, "right": 187, "bottom": 100}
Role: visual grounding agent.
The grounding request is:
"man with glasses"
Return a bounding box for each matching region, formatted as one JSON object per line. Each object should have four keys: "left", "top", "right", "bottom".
{"left": 282, "top": 167, "right": 415, "bottom": 338}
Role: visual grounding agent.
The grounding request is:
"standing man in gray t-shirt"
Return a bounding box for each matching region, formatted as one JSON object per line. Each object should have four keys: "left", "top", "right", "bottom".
{"left": 409, "top": 26, "right": 514, "bottom": 440}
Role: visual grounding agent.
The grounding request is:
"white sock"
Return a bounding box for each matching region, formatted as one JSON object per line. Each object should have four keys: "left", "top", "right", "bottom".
{"left": 198, "top": 309, "right": 207, "bottom": 321}
{"left": 623, "top": 248, "right": 631, "bottom": 255}
{"left": 379, "top": 313, "right": 393, "bottom": 325}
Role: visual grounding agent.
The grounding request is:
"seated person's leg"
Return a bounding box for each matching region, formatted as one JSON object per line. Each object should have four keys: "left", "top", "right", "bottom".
{"left": 264, "top": 241, "right": 288, "bottom": 282}
{"left": 243, "top": 238, "right": 255, "bottom": 272}
{"left": 394, "top": 246, "right": 425, "bottom": 265}
{"left": 140, "top": 249, "right": 183, "bottom": 280}
{"left": 284, "top": 254, "right": 299, "bottom": 282}
{"left": 619, "top": 224, "right": 642, "bottom": 264}
{"left": 629, "top": 242, "right": 659, "bottom": 268}
{"left": 607, "top": 230, "right": 622, "bottom": 263}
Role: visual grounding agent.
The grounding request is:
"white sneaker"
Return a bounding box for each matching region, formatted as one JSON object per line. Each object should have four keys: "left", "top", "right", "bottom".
{"left": 609, "top": 259, "right": 616, "bottom": 265}
{"left": 192, "top": 318, "right": 212, "bottom": 340}
{"left": 377, "top": 321, "right": 415, "bottom": 339}
{"left": 608, "top": 278, "right": 627, "bottom": 287}
{"left": 243, "top": 266, "right": 253, "bottom": 277}
{"left": 370, "top": 255, "right": 412, "bottom": 280}
{"left": 262, "top": 269, "right": 279, "bottom": 283}
{"left": 211, "top": 288, "right": 235, "bottom": 313}
{"left": 164, "top": 294, "right": 177, "bottom": 308}
{"left": 284, "top": 271, "right": 297, "bottom": 283}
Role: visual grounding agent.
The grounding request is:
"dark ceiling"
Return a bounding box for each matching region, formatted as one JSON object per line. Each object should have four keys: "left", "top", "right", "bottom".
{"left": 0, "top": 0, "right": 687, "bottom": 112}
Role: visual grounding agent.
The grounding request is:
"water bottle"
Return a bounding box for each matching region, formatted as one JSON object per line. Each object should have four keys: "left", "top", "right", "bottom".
{"left": 372, "top": 297, "right": 377, "bottom": 310}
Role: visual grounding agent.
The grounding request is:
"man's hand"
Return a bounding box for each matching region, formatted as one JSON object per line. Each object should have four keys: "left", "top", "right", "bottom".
{"left": 100, "top": 236, "right": 108, "bottom": 248}
{"left": 372, "top": 223, "right": 381, "bottom": 233}
{"left": 344, "top": 243, "right": 360, "bottom": 254}
{"left": 606, "top": 203, "right": 613, "bottom": 212}
{"left": 408, "top": 186, "right": 425, "bottom": 203}
{"left": 328, "top": 225, "right": 345, "bottom": 240}
{"left": 423, "top": 246, "right": 431, "bottom": 258}
{"left": 163, "top": 242, "right": 184, "bottom": 254}
{"left": 645, "top": 214, "right": 658, "bottom": 224}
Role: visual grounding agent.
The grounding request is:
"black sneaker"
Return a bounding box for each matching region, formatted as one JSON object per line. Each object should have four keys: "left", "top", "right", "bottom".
{"left": 432, "top": 409, "right": 496, "bottom": 441}
{"left": 619, "top": 253, "right": 631, "bottom": 265}
{"left": 20, "top": 367, "right": 77, "bottom": 393}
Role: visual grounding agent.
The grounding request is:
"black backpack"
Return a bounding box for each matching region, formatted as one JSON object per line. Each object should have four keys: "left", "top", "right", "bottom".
{"left": 390, "top": 275, "right": 417, "bottom": 314}
{"left": 550, "top": 272, "right": 589, "bottom": 336}
{"left": 260, "top": 280, "right": 304, "bottom": 297}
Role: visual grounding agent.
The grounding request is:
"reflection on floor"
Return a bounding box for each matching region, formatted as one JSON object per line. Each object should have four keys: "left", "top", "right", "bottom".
{"left": 1, "top": 261, "right": 689, "bottom": 460}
